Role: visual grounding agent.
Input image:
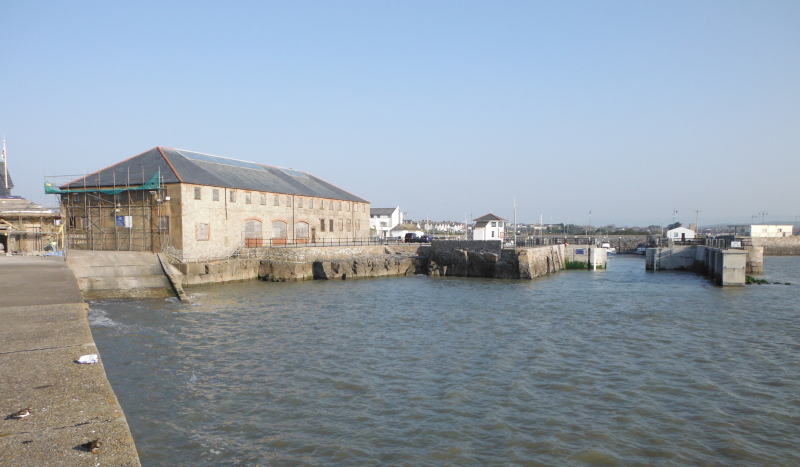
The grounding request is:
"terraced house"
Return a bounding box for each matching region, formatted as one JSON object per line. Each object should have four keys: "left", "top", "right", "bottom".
{"left": 51, "top": 147, "right": 370, "bottom": 260}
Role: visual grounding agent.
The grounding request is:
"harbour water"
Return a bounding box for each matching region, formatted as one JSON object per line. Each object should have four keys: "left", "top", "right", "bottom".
{"left": 89, "top": 256, "right": 800, "bottom": 466}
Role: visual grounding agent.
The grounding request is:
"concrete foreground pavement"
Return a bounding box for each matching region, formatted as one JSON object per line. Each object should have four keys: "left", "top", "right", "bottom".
{"left": 0, "top": 255, "right": 140, "bottom": 466}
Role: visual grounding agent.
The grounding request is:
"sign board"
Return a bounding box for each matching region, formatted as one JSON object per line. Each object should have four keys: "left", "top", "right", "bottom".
{"left": 115, "top": 216, "right": 133, "bottom": 228}
{"left": 575, "top": 248, "right": 585, "bottom": 255}
{"left": 730, "top": 241, "right": 741, "bottom": 248}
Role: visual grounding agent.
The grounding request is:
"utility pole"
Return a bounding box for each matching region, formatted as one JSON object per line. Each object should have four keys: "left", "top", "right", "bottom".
{"left": 695, "top": 209, "right": 701, "bottom": 233}
{"left": 513, "top": 196, "right": 517, "bottom": 247}
{"left": 672, "top": 209, "right": 678, "bottom": 227}
{"left": 759, "top": 211, "right": 768, "bottom": 224}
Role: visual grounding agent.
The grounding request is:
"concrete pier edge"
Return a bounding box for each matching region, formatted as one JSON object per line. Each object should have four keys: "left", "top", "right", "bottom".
{"left": 0, "top": 255, "right": 141, "bottom": 466}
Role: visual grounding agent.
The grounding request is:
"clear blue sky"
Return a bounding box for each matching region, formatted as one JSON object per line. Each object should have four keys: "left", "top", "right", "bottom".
{"left": 2, "top": 1, "right": 798, "bottom": 227}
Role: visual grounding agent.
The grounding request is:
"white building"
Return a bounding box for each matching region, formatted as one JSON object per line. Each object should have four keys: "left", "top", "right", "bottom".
{"left": 666, "top": 226, "right": 696, "bottom": 242}
{"left": 729, "top": 224, "right": 794, "bottom": 238}
{"left": 370, "top": 207, "right": 402, "bottom": 239}
{"left": 472, "top": 213, "right": 506, "bottom": 241}
{"left": 390, "top": 223, "right": 423, "bottom": 240}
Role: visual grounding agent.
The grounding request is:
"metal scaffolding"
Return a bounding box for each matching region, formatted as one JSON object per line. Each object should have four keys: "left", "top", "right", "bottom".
{"left": 46, "top": 168, "right": 170, "bottom": 252}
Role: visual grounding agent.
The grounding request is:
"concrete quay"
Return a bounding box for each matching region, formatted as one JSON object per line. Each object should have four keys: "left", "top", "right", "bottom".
{"left": 645, "top": 244, "right": 755, "bottom": 286}
{"left": 0, "top": 255, "right": 140, "bottom": 466}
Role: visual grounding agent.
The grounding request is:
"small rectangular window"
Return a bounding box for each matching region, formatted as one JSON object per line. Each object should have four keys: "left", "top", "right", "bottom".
{"left": 286, "top": 196, "right": 292, "bottom": 207}
{"left": 194, "top": 187, "right": 202, "bottom": 200}
{"left": 229, "top": 190, "right": 236, "bottom": 203}
{"left": 337, "top": 202, "right": 342, "bottom": 211}
{"left": 320, "top": 219, "right": 326, "bottom": 232}
{"left": 329, "top": 201, "right": 333, "bottom": 210}
{"left": 197, "top": 223, "right": 210, "bottom": 241}
{"left": 274, "top": 196, "right": 280, "bottom": 206}
{"left": 338, "top": 219, "right": 343, "bottom": 231}
{"left": 298, "top": 198, "right": 303, "bottom": 208}
{"left": 346, "top": 203, "right": 350, "bottom": 211}
{"left": 346, "top": 219, "right": 352, "bottom": 232}
{"left": 245, "top": 192, "right": 252, "bottom": 204}
{"left": 309, "top": 199, "right": 314, "bottom": 209}
{"left": 260, "top": 193, "right": 266, "bottom": 205}
{"left": 329, "top": 219, "right": 334, "bottom": 231}
{"left": 212, "top": 189, "right": 219, "bottom": 201}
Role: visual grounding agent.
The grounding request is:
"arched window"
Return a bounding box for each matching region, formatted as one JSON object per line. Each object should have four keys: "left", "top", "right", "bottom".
{"left": 271, "top": 221, "right": 287, "bottom": 238}
{"left": 244, "top": 219, "right": 262, "bottom": 247}
{"left": 296, "top": 221, "right": 309, "bottom": 239}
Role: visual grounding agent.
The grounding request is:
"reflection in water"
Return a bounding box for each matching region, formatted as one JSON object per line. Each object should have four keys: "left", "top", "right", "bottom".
{"left": 90, "top": 256, "right": 800, "bottom": 466}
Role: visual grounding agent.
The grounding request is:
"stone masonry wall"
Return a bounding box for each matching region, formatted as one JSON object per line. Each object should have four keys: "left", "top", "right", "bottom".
{"left": 174, "top": 183, "right": 371, "bottom": 261}
{"left": 427, "top": 241, "right": 564, "bottom": 279}
{"left": 175, "top": 245, "right": 428, "bottom": 285}
{"left": 751, "top": 236, "right": 800, "bottom": 256}
{"left": 175, "top": 242, "right": 566, "bottom": 286}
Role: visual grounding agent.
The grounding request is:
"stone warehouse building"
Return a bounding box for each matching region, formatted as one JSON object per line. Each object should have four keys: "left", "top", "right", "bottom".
{"left": 51, "top": 147, "right": 370, "bottom": 260}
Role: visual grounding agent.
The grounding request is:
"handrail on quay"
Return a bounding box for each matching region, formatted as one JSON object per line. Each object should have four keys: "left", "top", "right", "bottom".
{"left": 650, "top": 236, "right": 752, "bottom": 250}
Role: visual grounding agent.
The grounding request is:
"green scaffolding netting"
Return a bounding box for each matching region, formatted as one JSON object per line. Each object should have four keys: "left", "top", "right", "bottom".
{"left": 45, "top": 173, "right": 161, "bottom": 195}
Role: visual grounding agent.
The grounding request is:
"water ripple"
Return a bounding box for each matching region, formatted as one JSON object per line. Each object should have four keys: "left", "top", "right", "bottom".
{"left": 90, "top": 256, "right": 800, "bottom": 466}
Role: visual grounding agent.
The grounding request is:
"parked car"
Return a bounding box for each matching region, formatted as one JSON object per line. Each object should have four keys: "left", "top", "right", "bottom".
{"left": 419, "top": 235, "right": 433, "bottom": 243}
{"left": 404, "top": 233, "right": 420, "bottom": 243}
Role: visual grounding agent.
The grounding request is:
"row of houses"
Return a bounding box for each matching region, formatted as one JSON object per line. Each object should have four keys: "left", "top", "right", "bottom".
{"left": 369, "top": 206, "right": 507, "bottom": 241}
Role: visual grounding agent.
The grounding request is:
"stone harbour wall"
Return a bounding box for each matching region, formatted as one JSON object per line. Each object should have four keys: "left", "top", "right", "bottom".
{"left": 752, "top": 236, "right": 800, "bottom": 256}
{"left": 175, "top": 245, "right": 428, "bottom": 285}
{"left": 174, "top": 242, "right": 567, "bottom": 286}
{"left": 427, "top": 241, "right": 565, "bottom": 279}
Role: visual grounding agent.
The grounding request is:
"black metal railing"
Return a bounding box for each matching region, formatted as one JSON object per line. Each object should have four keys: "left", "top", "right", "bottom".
{"left": 511, "top": 236, "right": 598, "bottom": 248}
{"left": 646, "top": 236, "right": 753, "bottom": 250}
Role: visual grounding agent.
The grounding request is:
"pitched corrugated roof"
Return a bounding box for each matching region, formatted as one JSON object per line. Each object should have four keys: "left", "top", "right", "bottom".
{"left": 474, "top": 213, "right": 506, "bottom": 222}
{"left": 61, "top": 147, "right": 368, "bottom": 203}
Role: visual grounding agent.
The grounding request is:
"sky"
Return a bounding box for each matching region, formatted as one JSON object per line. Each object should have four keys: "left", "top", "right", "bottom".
{"left": 1, "top": 1, "right": 798, "bottom": 227}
